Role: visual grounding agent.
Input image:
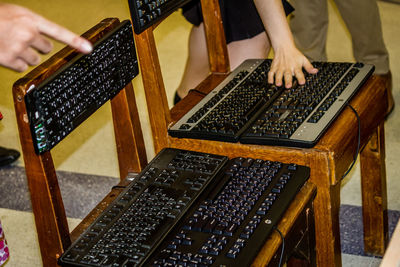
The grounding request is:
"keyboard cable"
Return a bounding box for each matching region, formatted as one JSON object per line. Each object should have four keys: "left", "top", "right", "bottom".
{"left": 188, "top": 88, "right": 207, "bottom": 96}
{"left": 341, "top": 103, "right": 361, "bottom": 180}
{"left": 273, "top": 226, "right": 285, "bottom": 267}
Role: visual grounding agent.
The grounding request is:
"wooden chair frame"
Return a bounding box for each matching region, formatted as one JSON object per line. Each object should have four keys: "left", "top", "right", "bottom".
{"left": 12, "top": 18, "right": 147, "bottom": 266}
{"left": 133, "top": 0, "right": 389, "bottom": 266}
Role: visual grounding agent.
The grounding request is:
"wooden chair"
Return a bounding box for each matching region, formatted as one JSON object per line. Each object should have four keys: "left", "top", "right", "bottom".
{"left": 132, "top": 0, "right": 389, "bottom": 266}
{"left": 12, "top": 18, "right": 148, "bottom": 266}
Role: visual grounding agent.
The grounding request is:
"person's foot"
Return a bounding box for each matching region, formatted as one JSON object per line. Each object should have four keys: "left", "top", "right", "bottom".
{"left": 377, "top": 71, "right": 394, "bottom": 117}
{"left": 0, "top": 146, "right": 20, "bottom": 167}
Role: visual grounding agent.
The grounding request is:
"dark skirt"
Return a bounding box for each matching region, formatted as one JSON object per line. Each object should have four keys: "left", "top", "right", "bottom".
{"left": 182, "top": 0, "right": 294, "bottom": 44}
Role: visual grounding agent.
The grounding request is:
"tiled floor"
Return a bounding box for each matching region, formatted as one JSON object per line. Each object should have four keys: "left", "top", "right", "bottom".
{"left": 0, "top": 0, "right": 399, "bottom": 266}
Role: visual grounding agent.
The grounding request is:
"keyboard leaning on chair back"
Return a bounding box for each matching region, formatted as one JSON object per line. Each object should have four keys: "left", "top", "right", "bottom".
{"left": 58, "top": 148, "right": 310, "bottom": 266}
{"left": 168, "top": 59, "right": 374, "bottom": 148}
{"left": 128, "top": 0, "right": 192, "bottom": 34}
{"left": 24, "top": 20, "right": 138, "bottom": 154}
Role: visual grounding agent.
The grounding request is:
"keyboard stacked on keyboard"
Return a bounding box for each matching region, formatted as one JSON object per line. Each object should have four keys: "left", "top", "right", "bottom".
{"left": 59, "top": 148, "right": 228, "bottom": 266}
{"left": 59, "top": 148, "right": 310, "bottom": 267}
{"left": 148, "top": 155, "right": 309, "bottom": 266}
{"left": 128, "top": 0, "right": 191, "bottom": 34}
{"left": 25, "top": 20, "right": 139, "bottom": 154}
{"left": 169, "top": 59, "right": 374, "bottom": 148}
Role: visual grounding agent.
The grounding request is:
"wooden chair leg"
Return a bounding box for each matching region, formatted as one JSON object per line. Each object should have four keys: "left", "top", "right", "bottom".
{"left": 313, "top": 184, "right": 342, "bottom": 267}
{"left": 360, "top": 122, "right": 388, "bottom": 255}
{"left": 309, "top": 154, "right": 342, "bottom": 267}
{"left": 25, "top": 153, "right": 69, "bottom": 267}
{"left": 14, "top": 88, "right": 70, "bottom": 266}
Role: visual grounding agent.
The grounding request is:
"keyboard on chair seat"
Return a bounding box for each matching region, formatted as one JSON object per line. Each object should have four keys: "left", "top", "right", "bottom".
{"left": 58, "top": 148, "right": 310, "bottom": 266}
{"left": 168, "top": 59, "right": 374, "bottom": 148}
{"left": 25, "top": 20, "right": 138, "bottom": 154}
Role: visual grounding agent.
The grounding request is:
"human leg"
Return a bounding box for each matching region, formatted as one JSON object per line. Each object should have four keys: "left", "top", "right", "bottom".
{"left": 333, "top": 0, "right": 389, "bottom": 74}
{"left": 289, "top": 0, "right": 329, "bottom": 62}
{"left": 176, "top": 26, "right": 271, "bottom": 101}
{"left": 175, "top": 23, "right": 210, "bottom": 100}
{"left": 227, "top": 31, "right": 271, "bottom": 70}
{"left": 333, "top": 0, "right": 393, "bottom": 114}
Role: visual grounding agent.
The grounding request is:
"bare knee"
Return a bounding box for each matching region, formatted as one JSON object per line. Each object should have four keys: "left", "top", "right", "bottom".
{"left": 177, "top": 24, "right": 210, "bottom": 97}
{"left": 228, "top": 32, "right": 271, "bottom": 69}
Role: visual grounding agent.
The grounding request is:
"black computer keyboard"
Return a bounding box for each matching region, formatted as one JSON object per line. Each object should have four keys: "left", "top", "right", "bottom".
{"left": 25, "top": 20, "right": 139, "bottom": 154}
{"left": 169, "top": 59, "right": 374, "bottom": 148}
{"left": 128, "top": 0, "right": 191, "bottom": 34}
{"left": 59, "top": 148, "right": 310, "bottom": 266}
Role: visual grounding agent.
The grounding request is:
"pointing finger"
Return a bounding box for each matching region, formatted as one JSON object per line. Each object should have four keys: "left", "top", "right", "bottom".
{"left": 34, "top": 14, "right": 92, "bottom": 54}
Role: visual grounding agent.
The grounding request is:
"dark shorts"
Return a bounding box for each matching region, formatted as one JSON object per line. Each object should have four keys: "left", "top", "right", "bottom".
{"left": 182, "top": 0, "right": 294, "bottom": 44}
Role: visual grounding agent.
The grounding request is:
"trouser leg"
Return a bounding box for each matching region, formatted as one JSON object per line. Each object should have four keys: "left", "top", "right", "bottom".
{"left": 333, "top": 0, "right": 389, "bottom": 74}
{"left": 289, "top": 0, "right": 329, "bottom": 61}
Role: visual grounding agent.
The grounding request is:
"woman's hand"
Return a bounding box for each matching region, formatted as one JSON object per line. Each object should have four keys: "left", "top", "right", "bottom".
{"left": 268, "top": 44, "right": 318, "bottom": 88}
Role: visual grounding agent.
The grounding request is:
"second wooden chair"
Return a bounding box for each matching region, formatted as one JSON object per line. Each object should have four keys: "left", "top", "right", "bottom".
{"left": 132, "top": 0, "right": 389, "bottom": 266}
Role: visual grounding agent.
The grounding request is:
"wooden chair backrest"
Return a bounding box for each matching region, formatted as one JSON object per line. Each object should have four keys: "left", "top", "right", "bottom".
{"left": 12, "top": 18, "right": 147, "bottom": 266}
{"left": 133, "top": 0, "right": 230, "bottom": 153}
